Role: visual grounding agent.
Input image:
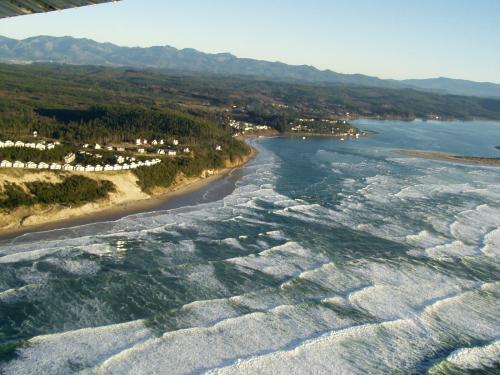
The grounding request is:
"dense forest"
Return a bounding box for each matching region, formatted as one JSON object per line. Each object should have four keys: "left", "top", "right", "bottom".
{"left": 2, "top": 63, "right": 500, "bottom": 129}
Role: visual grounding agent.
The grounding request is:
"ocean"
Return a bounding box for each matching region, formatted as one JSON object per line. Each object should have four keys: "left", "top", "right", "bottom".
{"left": 0, "top": 119, "right": 499, "bottom": 374}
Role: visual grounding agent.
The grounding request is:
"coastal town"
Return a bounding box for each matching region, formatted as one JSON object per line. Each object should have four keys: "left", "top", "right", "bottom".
{"left": 227, "top": 117, "right": 362, "bottom": 139}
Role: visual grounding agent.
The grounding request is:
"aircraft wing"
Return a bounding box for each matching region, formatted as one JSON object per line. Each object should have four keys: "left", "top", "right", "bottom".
{"left": 0, "top": 0, "right": 119, "bottom": 19}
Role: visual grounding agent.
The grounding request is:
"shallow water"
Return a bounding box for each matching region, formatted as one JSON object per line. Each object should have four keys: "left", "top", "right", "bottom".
{"left": 0, "top": 119, "right": 499, "bottom": 374}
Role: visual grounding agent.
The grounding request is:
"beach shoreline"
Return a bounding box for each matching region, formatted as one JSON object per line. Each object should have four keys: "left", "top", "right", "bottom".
{"left": 0, "top": 147, "right": 256, "bottom": 241}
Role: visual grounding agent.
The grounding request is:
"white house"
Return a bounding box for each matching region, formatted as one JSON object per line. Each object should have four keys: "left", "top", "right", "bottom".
{"left": 63, "top": 164, "right": 74, "bottom": 171}
{"left": 130, "top": 162, "right": 138, "bottom": 169}
{"left": 94, "top": 144, "right": 102, "bottom": 150}
{"left": 46, "top": 143, "right": 55, "bottom": 150}
{"left": 0, "top": 141, "right": 5, "bottom": 148}
{"left": 122, "top": 164, "right": 130, "bottom": 170}
{"left": 15, "top": 141, "right": 25, "bottom": 148}
{"left": 35, "top": 143, "right": 46, "bottom": 151}
{"left": 167, "top": 150, "right": 177, "bottom": 157}
{"left": 1, "top": 160, "right": 12, "bottom": 168}
{"left": 83, "top": 144, "right": 90, "bottom": 148}
{"left": 183, "top": 147, "right": 190, "bottom": 153}
{"left": 74, "top": 164, "right": 85, "bottom": 172}
{"left": 50, "top": 163, "right": 62, "bottom": 170}
{"left": 157, "top": 149, "right": 165, "bottom": 155}
{"left": 143, "top": 139, "right": 148, "bottom": 145}
{"left": 25, "top": 143, "right": 36, "bottom": 149}
{"left": 38, "top": 162, "right": 49, "bottom": 169}
{"left": 144, "top": 160, "right": 152, "bottom": 166}
{"left": 160, "top": 139, "right": 164, "bottom": 145}
{"left": 5, "top": 140, "right": 14, "bottom": 147}
{"left": 104, "top": 164, "right": 113, "bottom": 171}
{"left": 95, "top": 165, "right": 104, "bottom": 172}
{"left": 113, "top": 164, "right": 122, "bottom": 171}
{"left": 136, "top": 139, "right": 141, "bottom": 146}
{"left": 85, "top": 165, "right": 95, "bottom": 172}
{"left": 106, "top": 146, "right": 114, "bottom": 151}
{"left": 152, "top": 140, "right": 158, "bottom": 146}
{"left": 138, "top": 148, "right": 145, "bottom": 154}
{"left": 64, "top": 153, "right": 76, "bottom": 164}
{"left": 33, "top": 130, "right": 38, "bottom": 138}
{"left": 26, "top": 161, "right": 38, "bottom": 169}
{"left": 172, "top": 139, "right": 179, "bottom": 146}
{"left": 137, "top": 161, "right": 144, "bottom": 167}
{"left": 215, "top": 145, "right": 222, "bottom": 151}
{"left": 116, "top": 155, "right": 125, "bottom": 164}
{"left": 117, "top": 147, "right": 125, "bottom": 152}
{"left": 13, "top": 161, "right": 25, "bottom": 168}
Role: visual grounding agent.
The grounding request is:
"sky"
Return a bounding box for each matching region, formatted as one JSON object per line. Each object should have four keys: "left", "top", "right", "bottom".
{"left": 1, "top": 0, "right": 500, "bottom": 83}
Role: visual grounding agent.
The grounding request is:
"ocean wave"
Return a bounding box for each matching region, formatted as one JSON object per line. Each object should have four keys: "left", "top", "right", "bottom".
{"left": 446, "top": 340, "right": 500, "bottom": 371}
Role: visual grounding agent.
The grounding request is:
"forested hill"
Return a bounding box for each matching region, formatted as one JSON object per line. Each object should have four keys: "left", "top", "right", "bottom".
{"left": 1, "top": 35, "right": 500, "bottom": 98}
{"left": 1, "top": 63, "right": 500, "bottom": 128}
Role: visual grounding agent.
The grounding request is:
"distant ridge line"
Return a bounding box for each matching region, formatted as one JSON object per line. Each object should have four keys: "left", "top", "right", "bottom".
{"left": 1, "top": 35, "right": 500, "bottom": 98}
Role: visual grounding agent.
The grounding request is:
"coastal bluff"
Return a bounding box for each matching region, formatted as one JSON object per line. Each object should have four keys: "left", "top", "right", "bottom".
{"left": 0, "top": 149, "right": 254, "bottom": 234}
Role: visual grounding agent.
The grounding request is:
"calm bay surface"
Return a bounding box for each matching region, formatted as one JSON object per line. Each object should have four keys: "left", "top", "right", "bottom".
{"left": 1, "top": 119, "right": 499, "bottom": 374}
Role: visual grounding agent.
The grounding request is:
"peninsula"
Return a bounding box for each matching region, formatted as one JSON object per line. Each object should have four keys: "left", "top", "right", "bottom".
{"left": 398, "top": 150, "right": 500, "bottom": 165}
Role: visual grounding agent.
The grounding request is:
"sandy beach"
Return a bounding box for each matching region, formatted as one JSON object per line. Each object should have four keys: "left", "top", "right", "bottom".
{"left": 0, "top": 148, "right": 255, "bottom": 241}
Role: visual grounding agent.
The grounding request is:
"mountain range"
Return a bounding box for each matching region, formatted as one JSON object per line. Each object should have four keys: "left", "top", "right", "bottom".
{"left": 1, "top": 35, "right": 499, "bottom": 98}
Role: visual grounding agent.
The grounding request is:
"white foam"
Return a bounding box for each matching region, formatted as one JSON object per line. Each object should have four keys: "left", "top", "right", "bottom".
{"left": 482, "top": 228, "right": 500, "bottom": 257}
{"left": 406, "top": 230, "right": 445, "bottom": 248}
{"left": 227, "top": 241, "right": 328, "bottom": 279}
{"left": 87, "top": 302, "right": 356, "bottom": 375}
{"left": 45, "top": 258, "right": 101, "bottom": 275}
{"left": 0, "top": 247, "right": 63, "bottom": 264}
{"left": 450, "top": 204, "right": 500, "bottom": 245}
{"left": 447, "top": 340, "right": 500, "bottom": 370}
{"left": 0, "top": 284, "right": 40, "bottom": 303}
{"left": 2, "top": 320, "right": 152, "bottom": 375}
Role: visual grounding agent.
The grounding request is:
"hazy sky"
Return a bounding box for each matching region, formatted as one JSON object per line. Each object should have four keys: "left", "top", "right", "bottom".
{"left": 1, "top": 0, "right": 499, "bottom": 83}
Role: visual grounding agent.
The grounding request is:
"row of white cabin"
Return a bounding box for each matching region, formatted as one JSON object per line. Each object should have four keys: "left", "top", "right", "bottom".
{"left": 0, "top": 159, "right": 162, "bottom": 172}
{"left": 0, "top": 140, "right": 58, "bottom": 150}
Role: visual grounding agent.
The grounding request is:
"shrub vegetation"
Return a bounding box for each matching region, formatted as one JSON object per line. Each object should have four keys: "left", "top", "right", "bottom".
{"left": 0, "top": 176, "right": 115, "bottom": 209}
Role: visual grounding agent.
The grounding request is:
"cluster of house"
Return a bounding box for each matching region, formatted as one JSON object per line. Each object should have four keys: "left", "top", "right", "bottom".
{"left": 290, "top": 122, "right": 360, "bottom": 140}
{"left": 136, "top": 138, "right": 179, "bottom": 146}
{"left": 83, "top": 144, "right": 126, "bottom": 152}
{"left": 82, "top": 139, "right": 193, "bottom": 157}
{"left": 321, "top": 119, "right": 349, "bottom": 125}
{"left": 0, "top": 140, "right": 59, "bottom": 150}
{"left": 157, "top": 149, "right": 179, "bottom": 156}
{"left": 228, "top": 120, "right": 269, "bottom": 133}
{"left": 0, "top": 158, "right": 162, "bottom": 172}
{"left": 135, "top": 138, "right": 194, "bottom": 156}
